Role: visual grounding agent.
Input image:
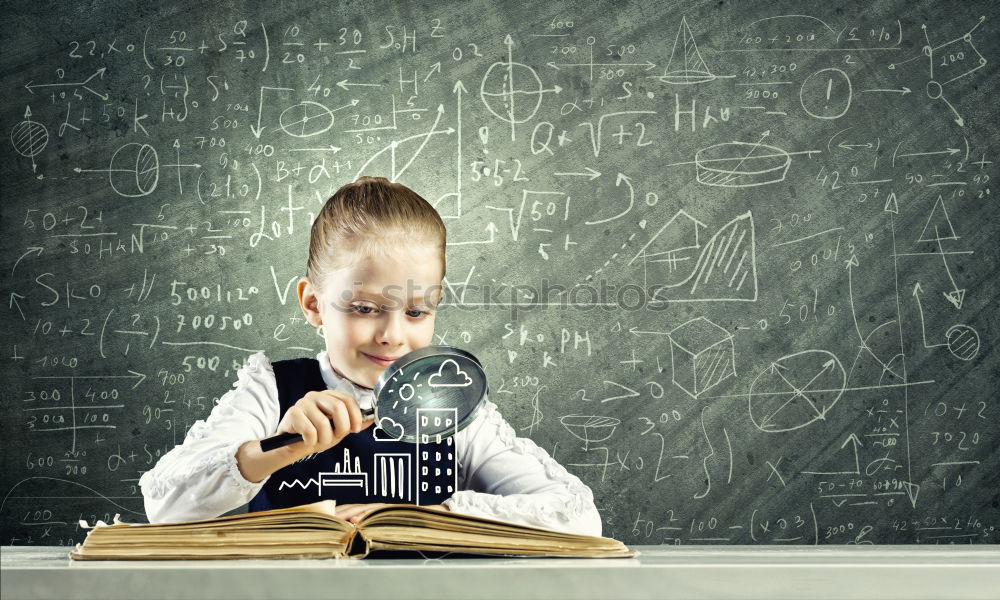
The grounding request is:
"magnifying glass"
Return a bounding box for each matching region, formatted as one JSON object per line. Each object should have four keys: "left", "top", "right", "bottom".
{"left": 259, "top": 346, "right": 488, "bottom": 451}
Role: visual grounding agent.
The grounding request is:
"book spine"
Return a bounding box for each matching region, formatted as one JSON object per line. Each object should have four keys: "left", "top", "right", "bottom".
{"left": 346, "top": 527, "right": 370, "bottom": 558}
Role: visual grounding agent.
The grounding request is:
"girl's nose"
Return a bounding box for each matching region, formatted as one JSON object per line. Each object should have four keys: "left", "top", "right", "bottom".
{"left": 375, "top": 311, "right": 405, "bottom": 345}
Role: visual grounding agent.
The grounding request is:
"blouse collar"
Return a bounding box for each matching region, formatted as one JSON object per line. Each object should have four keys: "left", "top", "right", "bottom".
{"left": 316, "top": 350, "right": 375, "bottom": 410}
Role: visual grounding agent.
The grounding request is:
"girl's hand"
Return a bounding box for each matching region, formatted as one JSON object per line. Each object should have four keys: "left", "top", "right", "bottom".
{"left": 273, "top": 390, "right": 374, "bottom": 463}
{"left": 335, "top": 503, "right": 451, "bottom": 524}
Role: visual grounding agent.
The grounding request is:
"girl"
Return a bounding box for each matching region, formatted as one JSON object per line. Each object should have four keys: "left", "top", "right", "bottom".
{"left": 139, "top": 176, "right": 602, "bottom": 537}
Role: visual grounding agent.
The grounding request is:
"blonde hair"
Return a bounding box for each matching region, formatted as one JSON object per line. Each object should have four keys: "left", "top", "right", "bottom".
{"left": 306, "top": 176, "right": 446, "bottom": 289}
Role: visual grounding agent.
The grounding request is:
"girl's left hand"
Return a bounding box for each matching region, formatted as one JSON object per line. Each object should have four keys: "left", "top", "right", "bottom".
{"left": 334, "top": 502, "right": 450, "bottom": 523}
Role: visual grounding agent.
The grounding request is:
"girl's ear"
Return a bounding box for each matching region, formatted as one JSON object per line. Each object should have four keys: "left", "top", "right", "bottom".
{"left": 297, "top": 277, "right": 323, "bottom": 327}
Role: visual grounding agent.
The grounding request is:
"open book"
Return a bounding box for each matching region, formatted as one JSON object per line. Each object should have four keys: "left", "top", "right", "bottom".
{"left": 69, "top": 501, "right": 636, "bottom": 560}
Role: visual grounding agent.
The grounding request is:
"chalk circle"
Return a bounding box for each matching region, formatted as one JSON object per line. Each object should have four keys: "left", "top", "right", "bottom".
{"left": 799, "top": 68, "right": 852, "bottom": 120}
{"left": 695, "top": 142, "right": 791, "bottom": 188}
{"left": 926, "top": 80, "right": 943, "bottom": 100}
{"left": 945, "top": 324, "right": 979, "bottom": 361}
{"left": 480, "top": 61, "right": 545, "bottom": 124}
{"left": 10, "top": 120, "right": 48, "bottom": 157}
{"left": 747, "top": 349, "right": 846, "bottom": 433}
{"left": 278, "top": 101, "right": 336, "bottom": 138}
{"left": 109, "top": 143, "right": 159, "bottom": 197}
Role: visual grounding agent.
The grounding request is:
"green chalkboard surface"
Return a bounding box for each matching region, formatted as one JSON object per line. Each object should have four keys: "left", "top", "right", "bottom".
{"left": 2, "top": 0, "right": 997, "bottom": 546}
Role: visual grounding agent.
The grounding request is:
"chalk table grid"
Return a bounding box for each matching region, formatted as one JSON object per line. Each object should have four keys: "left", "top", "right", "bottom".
{"left": 2, "top": 545, "right": 999, "bottom": 600}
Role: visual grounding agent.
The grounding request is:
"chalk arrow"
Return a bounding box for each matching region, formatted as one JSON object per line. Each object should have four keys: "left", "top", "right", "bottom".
{"left": 860, "top": 87, "right": 911, "bottom": 94}
{"left": 554, "top": 167, "right": 601, "bottom": 180}
{"left": 9, "top": 292, "right": 26, "bottom": 320}
{"left": 336, "top": 79, "right": 382, "bottom": 90}
{"left": 935, "top": 237, "right": 964, "bottom": 310}
{"left": 840, "top": 433, "right": 864, "bottom": 475}
{"left": 944, "top": 289, "right": 966, "bottom": 310}
{"left": 902, "top": 481, "right": 920, "bottom": 509}
{"left": 629, "top": 327, "right": 672, "bottom": 337}
{"left": 898, "top": 148, "right": 960, "bottom": 158}
{"left": 11, "top": 247, "right": 43, "bottom": 276}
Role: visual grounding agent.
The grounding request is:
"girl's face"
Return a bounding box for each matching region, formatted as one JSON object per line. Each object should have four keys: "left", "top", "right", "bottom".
{"left": 297, "top": 241, "right": 443, "bottom": 390}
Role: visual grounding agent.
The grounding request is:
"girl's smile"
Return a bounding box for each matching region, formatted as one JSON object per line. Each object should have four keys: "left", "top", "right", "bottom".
{"left": 361, "top": 352, "right": 402, "bottom": 368}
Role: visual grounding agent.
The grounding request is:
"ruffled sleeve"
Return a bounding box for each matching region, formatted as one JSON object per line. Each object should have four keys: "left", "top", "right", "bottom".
{"left": 442, "top": 398, "right": 603, "bottom": 537}
{"left": 138, "top": 352, "right": 280, "bottom": 523}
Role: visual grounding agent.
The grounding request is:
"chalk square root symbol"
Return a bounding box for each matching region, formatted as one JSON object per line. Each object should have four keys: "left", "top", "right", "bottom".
{"left": 668, "top": 317, "right": 736, "bottom": 399}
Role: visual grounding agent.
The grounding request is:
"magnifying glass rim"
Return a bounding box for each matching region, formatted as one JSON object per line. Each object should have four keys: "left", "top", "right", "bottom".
{"left": 372, "top": 345, "right": 488, "bottom": 443}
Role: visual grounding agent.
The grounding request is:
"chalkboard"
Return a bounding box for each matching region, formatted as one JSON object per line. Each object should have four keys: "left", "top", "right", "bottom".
{"left": 2, "top": 0, "right": 997, "bottom": 547}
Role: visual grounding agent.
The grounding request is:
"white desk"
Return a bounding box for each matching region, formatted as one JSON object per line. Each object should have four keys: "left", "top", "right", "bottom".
{"left": 2, "top": 545, "right": 998, "bottom": 600}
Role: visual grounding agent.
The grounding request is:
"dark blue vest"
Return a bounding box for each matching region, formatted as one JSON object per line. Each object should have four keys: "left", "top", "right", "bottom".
{"left": 248, "top": 358, "right": 456, "bottom": 513}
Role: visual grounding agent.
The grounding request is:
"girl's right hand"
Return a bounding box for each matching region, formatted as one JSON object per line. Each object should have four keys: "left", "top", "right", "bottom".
{"left": 272, "top": 390, "right": 374, "bottom": 462}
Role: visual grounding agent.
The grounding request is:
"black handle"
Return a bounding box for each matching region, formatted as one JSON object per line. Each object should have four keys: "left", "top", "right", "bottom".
{"left": 259, "top": 407, "right": 375, "bottom": 452}
{"left": 259, "top": 431, "right": 303, "bottom": 452}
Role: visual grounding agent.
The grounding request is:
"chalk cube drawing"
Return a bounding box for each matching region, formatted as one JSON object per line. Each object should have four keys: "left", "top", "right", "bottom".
{"left": 668, "top": 317, "right": 736, "bottom": 398}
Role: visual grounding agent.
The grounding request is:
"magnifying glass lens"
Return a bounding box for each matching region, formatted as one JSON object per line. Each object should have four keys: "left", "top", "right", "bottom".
{"left": 373, "top": 347, "right": 488, "bottom": 443}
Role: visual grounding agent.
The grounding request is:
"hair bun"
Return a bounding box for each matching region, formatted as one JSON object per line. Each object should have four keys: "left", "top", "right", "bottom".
{"left": 305, "top": 177, "right": 447, "bottom": 284}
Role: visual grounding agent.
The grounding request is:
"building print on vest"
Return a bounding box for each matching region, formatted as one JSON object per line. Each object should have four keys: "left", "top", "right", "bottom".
{"left": 272, "top": 410, "right": 458, "bottom": 502}
{"left": 417, "top": 407, "right": 457, "bottom": 503}
{"left": 249, "top": 358, "right": 456, "bottom": 512}
{"left": 277, "top": 448, "right": 370, "bottom": 496}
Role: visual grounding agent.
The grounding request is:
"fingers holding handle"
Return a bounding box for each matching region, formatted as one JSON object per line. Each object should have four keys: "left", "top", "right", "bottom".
{"left": 260, "top": 391, "right": 375, "bottom": 453}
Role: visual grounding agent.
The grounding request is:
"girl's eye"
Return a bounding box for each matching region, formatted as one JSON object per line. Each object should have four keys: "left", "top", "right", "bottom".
{"left": 352, "top": 303, "right": 377, "bottom": 314}
{"left": 406, "top": 309, "right": 427, "bottom": 318}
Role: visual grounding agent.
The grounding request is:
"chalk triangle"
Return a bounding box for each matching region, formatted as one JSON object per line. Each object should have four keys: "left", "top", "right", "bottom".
{"left": 659, "top": 17, "right": 716, "bottom": 84}
{"left": 883, "top": 192, "right": 898, "bottom": 214}
{"left": 916, "top": 196, "right": 958, "bottom": 243}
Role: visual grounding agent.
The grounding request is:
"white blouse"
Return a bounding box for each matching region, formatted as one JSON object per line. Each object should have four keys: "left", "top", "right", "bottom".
{"left": 139, "top": 351, "right": 602, "bottom": 537}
